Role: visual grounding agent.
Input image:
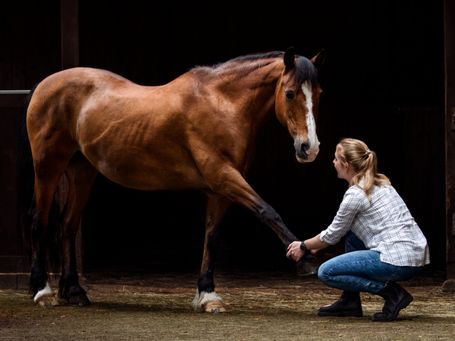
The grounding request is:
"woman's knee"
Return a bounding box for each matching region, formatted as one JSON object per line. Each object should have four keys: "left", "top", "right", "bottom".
{"left": 317, "top": 261, "right": 330, "bottom": 282}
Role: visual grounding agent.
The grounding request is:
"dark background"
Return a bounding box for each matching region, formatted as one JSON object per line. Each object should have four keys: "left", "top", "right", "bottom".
{"left": 0, "top": 1, "right": 445, "bottom": 276}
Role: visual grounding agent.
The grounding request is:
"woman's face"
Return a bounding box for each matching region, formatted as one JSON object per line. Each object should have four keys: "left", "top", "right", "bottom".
{"left": 333, "top": 144, "right": 350, "bottom": 181}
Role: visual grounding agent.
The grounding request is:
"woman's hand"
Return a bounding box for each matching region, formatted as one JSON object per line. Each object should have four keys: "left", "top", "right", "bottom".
{"left": 286, "top": 241, "right": 305, "bottom": 262}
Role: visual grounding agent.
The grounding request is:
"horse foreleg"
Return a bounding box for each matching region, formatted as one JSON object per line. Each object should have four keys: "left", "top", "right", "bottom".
{"left": 214, "top": 168, "right": 298, "bottom": 247}
{"left": 254, "top": 199, "right": 298, "bottom": 246}
{"left": 192, "top": 195, "right": 230, "bottom": 313}
{"left": 58, "top": 157, "right": 97, "bottom": 306}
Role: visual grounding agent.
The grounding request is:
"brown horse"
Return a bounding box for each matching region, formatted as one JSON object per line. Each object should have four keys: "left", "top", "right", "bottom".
{"left": 25, "top": 48, "right": 323, "bottom": 312}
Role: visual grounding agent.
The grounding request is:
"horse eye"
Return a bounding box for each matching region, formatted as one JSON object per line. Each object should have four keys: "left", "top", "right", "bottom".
{"left": 285, "top": 90, "right": 295, "bottom": 100}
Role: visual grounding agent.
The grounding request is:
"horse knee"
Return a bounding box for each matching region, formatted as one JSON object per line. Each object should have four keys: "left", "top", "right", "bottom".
{"left": 258, "top": 206, "right": 282, "bottom": 224}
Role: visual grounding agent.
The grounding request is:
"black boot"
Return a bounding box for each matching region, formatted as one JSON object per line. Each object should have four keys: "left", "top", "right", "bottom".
{"left": 372, "top": 281, "right": 413, "bottom": 322}
{"left": 318, "top": 291, "right": 363, "bottom": 317}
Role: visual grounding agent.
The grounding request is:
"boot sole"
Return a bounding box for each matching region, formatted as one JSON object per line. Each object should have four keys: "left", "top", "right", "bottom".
{"left": 318, "top": 310, "right": 363, "bottom": 317}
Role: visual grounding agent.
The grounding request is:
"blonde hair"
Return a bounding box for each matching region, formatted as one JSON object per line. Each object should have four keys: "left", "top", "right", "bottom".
{"left": 337, "top": 138, "right": 390, "bottom": 198}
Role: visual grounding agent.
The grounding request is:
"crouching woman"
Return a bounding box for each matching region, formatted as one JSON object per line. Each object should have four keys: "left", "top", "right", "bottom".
{"left": 287, "top": 138, "right": 430, "bottom": 321}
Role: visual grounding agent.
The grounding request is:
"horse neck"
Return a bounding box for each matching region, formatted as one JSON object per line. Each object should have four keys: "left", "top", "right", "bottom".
{"left": 214, "top": 58, "right": 283, "bottom": 128}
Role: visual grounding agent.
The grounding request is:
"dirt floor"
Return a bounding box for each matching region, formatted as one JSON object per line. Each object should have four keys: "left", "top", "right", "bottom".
{"left": 1, "top": 272, "right": 455, "bottom": 341}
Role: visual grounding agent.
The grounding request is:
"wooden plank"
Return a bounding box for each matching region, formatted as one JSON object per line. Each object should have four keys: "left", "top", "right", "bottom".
{"left": 445, "top": 0, "right": 455, "bottom": 279}
{"left": 60, "top": 0, "right": 79, "bottom": 69}
{"left": 0, "top": 103, "right": 28, "bottom": 272}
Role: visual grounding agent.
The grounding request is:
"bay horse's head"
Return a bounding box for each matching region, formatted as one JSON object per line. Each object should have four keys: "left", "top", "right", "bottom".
{"left": 275, "top": 48, "right": 324, "bottom": 163}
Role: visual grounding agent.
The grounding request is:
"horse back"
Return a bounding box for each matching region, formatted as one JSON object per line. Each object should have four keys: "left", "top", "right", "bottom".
{"left": 26, "top": 67, "right": 254, "bottom": 191}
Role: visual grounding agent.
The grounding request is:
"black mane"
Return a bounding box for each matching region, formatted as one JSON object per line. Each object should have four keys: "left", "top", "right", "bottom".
{"left": 192, "top": 51, "right": 318, "bottom": 85}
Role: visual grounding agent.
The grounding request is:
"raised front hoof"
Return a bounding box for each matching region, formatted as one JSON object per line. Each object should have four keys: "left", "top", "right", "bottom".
{"left": 67, "top": 293, "right": 91, "bottom": 306}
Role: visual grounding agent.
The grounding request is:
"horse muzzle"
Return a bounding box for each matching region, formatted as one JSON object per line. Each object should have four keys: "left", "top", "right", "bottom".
{"left": 296, "top": 150, "right": 319, "bottom": 163}
{"left": 294, "top": 138, "right": 320, "bottom": 163}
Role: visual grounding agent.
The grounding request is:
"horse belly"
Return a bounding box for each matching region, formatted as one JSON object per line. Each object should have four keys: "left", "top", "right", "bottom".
{"left": 86, "top": 146, "right": 204, "bottom": 191}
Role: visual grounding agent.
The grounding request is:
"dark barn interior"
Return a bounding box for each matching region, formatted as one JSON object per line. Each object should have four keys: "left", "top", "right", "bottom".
{"left": 0, "top": 0, "right": 448, "bottom": 280}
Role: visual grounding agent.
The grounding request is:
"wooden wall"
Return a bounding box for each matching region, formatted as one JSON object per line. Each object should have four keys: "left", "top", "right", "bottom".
{"left": 445, "top": 0, "right": 455, "bottom": 279}
{"left": 0, "top": 1, "right": 61, "bottom": 284}
{"left": 0, "top": 95, "right": 28, "bottom": 274}
{"left": 0, "top": 0, "right": 448, "bottom": 279}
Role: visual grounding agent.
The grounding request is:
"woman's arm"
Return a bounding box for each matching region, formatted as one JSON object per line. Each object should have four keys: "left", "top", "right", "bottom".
{"left": 286, "top": 234, "right": 330, "bottom": 262}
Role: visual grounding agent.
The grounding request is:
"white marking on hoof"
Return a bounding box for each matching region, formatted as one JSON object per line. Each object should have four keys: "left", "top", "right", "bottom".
{"left": 33, "top": 281, "right": 53, "bottom": 304}
{"left": 192, "top": 290, "right": 226, "bottom": 313}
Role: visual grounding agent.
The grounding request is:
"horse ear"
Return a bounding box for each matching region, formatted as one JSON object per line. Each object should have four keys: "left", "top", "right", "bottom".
{"left": 310, "top": 49, "right": 326, "bottom": 68}
{"left": 284, "top": 46, "right": 296, "bottom": 70}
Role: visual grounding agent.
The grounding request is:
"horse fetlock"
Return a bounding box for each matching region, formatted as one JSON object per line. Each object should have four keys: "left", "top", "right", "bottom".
{"left": 67, "top": 293, "right": 91, "bottom": 306}
{"left": 192, "top": 289, "right": 226, "bottom": 313}
{"left": 60, "top": 282, "right": 86, "bottom": 297}
{"left": 30, "top": 265, "right": 48, "bottom": 295}
{"left": 58, "top": 284, "right": 91, "bottom": 306}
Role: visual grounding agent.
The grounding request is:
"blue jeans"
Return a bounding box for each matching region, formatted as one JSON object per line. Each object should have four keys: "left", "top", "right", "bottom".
{"left": 317, "top": 232, "right": 422, "bottom": 293}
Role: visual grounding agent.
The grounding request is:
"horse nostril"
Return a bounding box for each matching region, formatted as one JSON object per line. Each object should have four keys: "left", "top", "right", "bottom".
{"left": 301, "top": 142, "right": 310, "bottom": 153}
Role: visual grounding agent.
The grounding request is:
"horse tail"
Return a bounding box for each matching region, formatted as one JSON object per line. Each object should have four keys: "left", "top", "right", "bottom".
{"left": 19, "top": 85, "right": 62, "bottom": 272}
{"left": 18, "top": 85, "right": 36, "bottom": 261}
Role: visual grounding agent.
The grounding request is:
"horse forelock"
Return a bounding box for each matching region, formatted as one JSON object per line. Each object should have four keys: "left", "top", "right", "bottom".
{"left": 294, "top": 57, "right": 318, "bottom": 86}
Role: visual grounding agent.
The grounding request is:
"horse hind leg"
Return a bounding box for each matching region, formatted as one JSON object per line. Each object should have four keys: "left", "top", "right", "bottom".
{"left": 29, "top": 196, "right": 51, "bottom": 305}
{"left": 29, "top": 143, "right": 78, "bottom": 304}
{"left": 27, "top": 88, "right": 83, "bottom": 304}
{"left": 192, "top": 195, "right": 230, "bottom": 313}
{"left": 31, "top": 173, "right": 73, "bottom": 306}
{"left": 30, "top": 162, "right": 70, "bottom": 305}
{"left": 56, "top": 155, "right": 97, "bottom": 306}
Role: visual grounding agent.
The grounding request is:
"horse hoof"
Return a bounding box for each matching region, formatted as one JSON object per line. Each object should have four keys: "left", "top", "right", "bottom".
{"left": 204, "top": 300, "right": 226, "bottom": 313}
{"left": 51, "top": 296, "right": 67, "bottom": 306}
{"left": 34, "top": 281, "right": 53, "bottom": 305}
{"left": 68, "top": 294, "right": 91, "bottom": 306}
{"left": 36, "top": 296, "right": 57, "bottom": 307}
{"left": 192, "top": 290, "right": 226, "bottom": 313}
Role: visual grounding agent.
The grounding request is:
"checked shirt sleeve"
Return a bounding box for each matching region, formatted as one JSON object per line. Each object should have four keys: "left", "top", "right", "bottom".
{"left": 320, "top": 186, "right": 367, "bottom": 245}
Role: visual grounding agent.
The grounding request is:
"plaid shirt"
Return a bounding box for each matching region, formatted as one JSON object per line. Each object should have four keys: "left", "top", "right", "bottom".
{"left": 320, "top": 184, "right": 430, "bottom": 267}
